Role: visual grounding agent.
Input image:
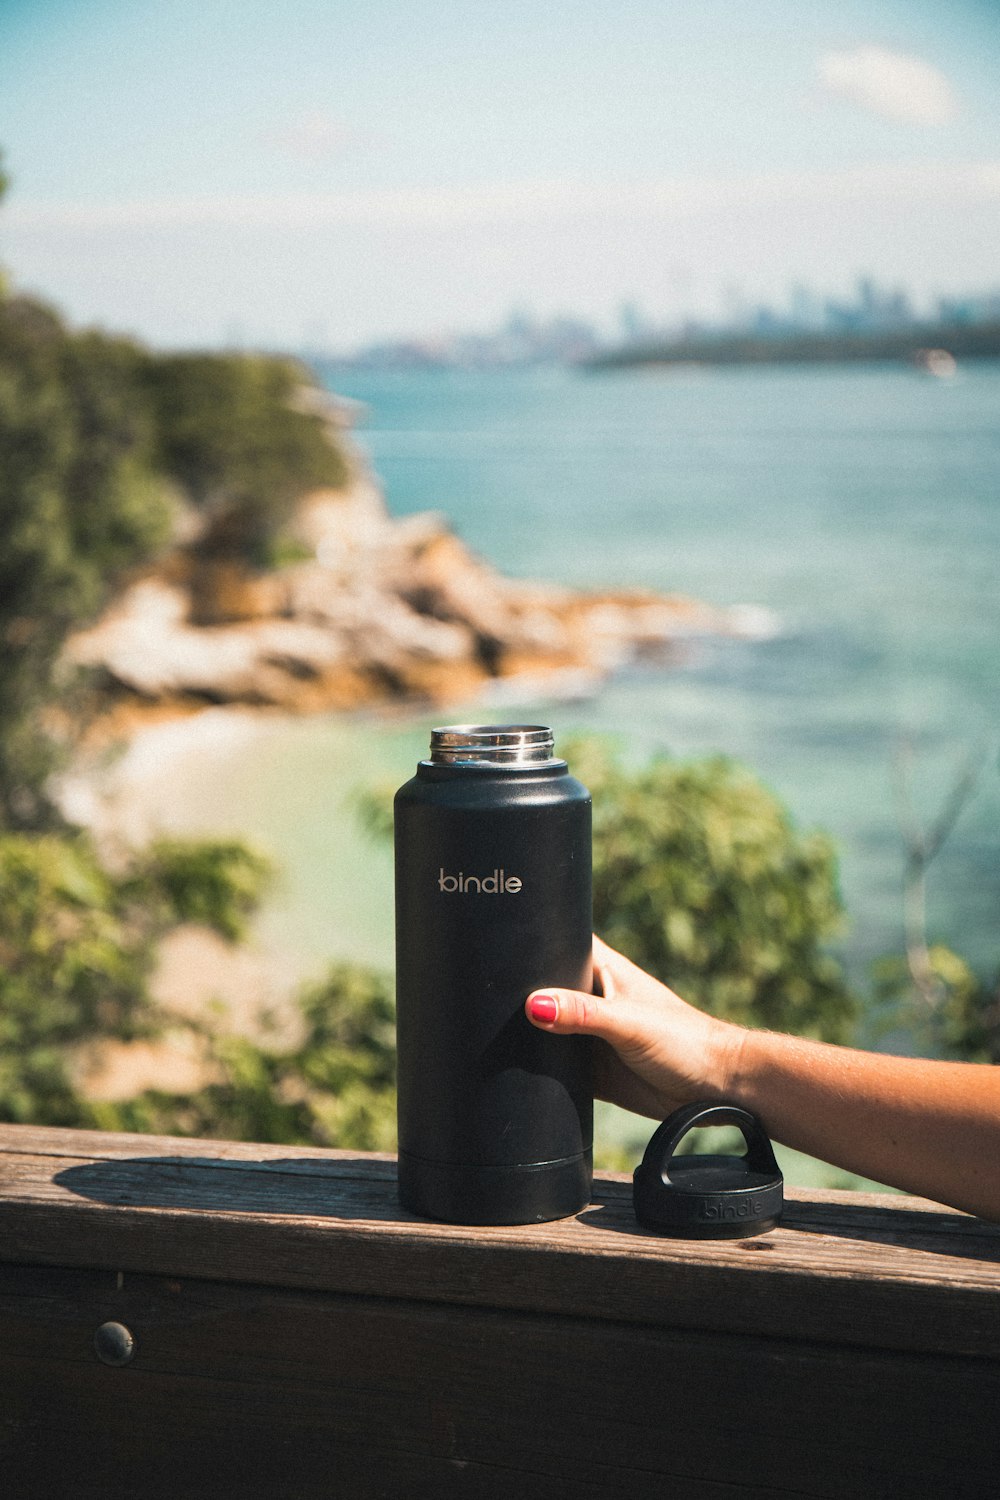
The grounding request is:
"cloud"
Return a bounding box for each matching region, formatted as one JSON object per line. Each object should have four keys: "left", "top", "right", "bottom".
{"left": 262, "top": 109, "right": 373, "bottom": 159}
{"left": 6, "top": 160, "right": 999, "bottom": 235}
{"left": 817, "top": 45, "right": 958, "bottom": 126}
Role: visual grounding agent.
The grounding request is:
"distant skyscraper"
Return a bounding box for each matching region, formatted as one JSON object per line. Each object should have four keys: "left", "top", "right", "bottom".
{"left": 619, "top": 300, "right": 649, "bottom": 344}
{"left": 789, "top": 283, "right": 821, "bottom": 331}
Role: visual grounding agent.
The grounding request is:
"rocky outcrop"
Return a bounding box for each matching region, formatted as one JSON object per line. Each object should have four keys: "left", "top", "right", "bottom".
{"left": 68, "top": 465, "right": 759, "bottom": 724}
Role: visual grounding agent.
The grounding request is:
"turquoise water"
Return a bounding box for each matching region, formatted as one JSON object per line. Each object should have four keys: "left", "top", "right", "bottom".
{"left": 319, "top": 362, "right": 1000, "bottom": 989}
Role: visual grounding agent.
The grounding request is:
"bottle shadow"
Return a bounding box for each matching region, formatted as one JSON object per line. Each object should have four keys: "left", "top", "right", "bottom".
{"left": 54, "top": 1154, "right": 416, "bottom": 1222}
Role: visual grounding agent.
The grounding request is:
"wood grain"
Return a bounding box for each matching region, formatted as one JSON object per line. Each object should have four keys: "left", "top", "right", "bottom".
{"left": 1, "top": 1124, "right": 999, "bottom": 1361}
{"left": 1, "top": 1260, "right": 997, "bottom": 1499}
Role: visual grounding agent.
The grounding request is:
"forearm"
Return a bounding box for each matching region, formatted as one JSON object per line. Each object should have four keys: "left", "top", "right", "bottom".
{"left": 723, "top": 1028, "right": 1000, "bottom": 1220}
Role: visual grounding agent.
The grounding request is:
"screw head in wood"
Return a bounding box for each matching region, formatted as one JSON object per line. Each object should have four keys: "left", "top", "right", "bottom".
{"left": 94, "top": 1321, "right": 135, "bottom": 1366}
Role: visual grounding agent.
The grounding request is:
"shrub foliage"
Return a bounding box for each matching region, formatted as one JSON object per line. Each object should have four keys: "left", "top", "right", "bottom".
{"left": 0, "top": 833, "right": 270, "bottom": 1125}
{"left": 107, "top": 964, "right": 397, "bottom": 1151}
{"left": 576, "top": 741, "right": 858, "bottom": 1040}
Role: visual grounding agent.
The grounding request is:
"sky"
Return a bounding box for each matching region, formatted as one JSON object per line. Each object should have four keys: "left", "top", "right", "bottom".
{"left": 1, "top": 0, "right": 999, "bottom": 350}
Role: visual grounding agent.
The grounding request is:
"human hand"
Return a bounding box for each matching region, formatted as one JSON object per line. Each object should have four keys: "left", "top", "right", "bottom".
{"left": 525, "top": 935, "right": 742, "bottom": 1120}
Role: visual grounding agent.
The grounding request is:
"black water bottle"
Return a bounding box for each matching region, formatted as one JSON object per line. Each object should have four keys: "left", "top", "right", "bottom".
{"left": 394, "top": 724, "right": 593, "bottom": 1225}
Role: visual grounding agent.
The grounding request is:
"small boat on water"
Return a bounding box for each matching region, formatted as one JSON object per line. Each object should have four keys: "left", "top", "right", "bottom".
{"left": 911, "top": 347, "right": 958, "bottom": 378}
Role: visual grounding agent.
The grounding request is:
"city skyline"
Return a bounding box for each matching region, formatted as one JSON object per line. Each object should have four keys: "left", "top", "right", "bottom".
{"left": 319, "top": 274, "right": 1000, "bottom": 369}
{"left": 2, "top": 1, "right": 1000, "bottom": 349}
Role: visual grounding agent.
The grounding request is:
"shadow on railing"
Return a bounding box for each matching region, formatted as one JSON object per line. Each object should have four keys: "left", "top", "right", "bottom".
{"left": 54, "top": 1153, "right": 413, "bottom": 1222}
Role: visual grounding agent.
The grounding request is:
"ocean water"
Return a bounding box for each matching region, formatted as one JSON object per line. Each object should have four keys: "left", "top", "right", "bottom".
{"left": 133, "top": 360, "right": 999, "bottom": 1183}
{"left": 320, "top": 362, "right": 1000, "bottom": 985}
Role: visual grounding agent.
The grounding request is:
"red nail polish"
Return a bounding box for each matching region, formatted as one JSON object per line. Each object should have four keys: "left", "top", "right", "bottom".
{"left": 529, "top": 995, "right": 558, "bottom": 1024}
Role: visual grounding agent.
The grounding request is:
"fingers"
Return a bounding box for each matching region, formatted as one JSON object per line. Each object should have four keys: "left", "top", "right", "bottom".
{"left": 592, "top": 935, "right": 651, "bottom": 995}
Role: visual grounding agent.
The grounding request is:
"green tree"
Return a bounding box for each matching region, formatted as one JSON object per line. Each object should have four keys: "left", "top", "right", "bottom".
{"left": 0, "top": 297, "right": 173, "bottom": 826}
{"left": 130, "top": 836, "right": 272, "bottom": 942}
{"left": 0, "top": 833, "right": 271, "bottom": 1125}
{"left": 577, "top": 742, "right": 856, "bottom": 1040}
{"left": 141, "top": 352, "right": 348, "bottom": 561}
{"left": 104, "top": 963, "right": 398, "bottom": 1150}
{"left": 0, "top": 825, "right": 399, "bottom": 1151}
{"left": 874, "top": 947, "right": 1000, "bottom": 1064}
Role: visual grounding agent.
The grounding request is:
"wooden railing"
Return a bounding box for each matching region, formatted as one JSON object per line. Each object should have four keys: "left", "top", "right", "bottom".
{"left": 1, "top": 1123, "right": 999, "bottom": 1497}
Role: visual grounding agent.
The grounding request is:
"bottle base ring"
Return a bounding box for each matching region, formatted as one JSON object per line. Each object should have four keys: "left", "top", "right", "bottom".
{"left": 397, "top": 1148, "right": 593, "bottom": 1226}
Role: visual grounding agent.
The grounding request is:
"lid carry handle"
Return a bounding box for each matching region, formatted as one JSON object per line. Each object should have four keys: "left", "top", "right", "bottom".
{"left": 641, "top": 1101, "right": 781, "bottom": 1185}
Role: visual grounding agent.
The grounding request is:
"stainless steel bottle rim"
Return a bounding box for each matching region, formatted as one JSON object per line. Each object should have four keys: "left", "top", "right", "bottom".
{"left": 429, "top": 724, "right": 556, "bottom": 765}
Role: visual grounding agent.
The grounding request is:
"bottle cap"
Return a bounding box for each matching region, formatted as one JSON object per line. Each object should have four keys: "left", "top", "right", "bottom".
{"left": 633, "top": 1102, "right": 783, "bottom": 1239}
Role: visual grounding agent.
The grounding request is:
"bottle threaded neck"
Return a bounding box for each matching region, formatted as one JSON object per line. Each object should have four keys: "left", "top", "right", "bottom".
{"left": 429, "top": 724, "right": 555, "bottom": 765}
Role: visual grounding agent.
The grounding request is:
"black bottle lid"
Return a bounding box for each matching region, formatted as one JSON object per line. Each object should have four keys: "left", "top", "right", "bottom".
{"left": 633, "top": 1102, "right": 783, "bottom": 1239}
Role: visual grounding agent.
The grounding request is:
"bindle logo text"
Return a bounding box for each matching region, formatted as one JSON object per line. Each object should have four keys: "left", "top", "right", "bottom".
{"left": 438, "top": 868, "right": 522, "bottom": 894}
{"left": 701, "top": 1198, "right": 761, "bottom": 1221}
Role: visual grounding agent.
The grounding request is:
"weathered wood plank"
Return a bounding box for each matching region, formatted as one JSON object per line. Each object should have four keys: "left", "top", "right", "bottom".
{"left": 1, "top": 1126, "right": 999, "bottom": 1498}
{"left": 0, "top": 1260, "right": 997, "bottom": 1499}
{"left": 1, "top": 1125, "right": 999, "bottom": 1364}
